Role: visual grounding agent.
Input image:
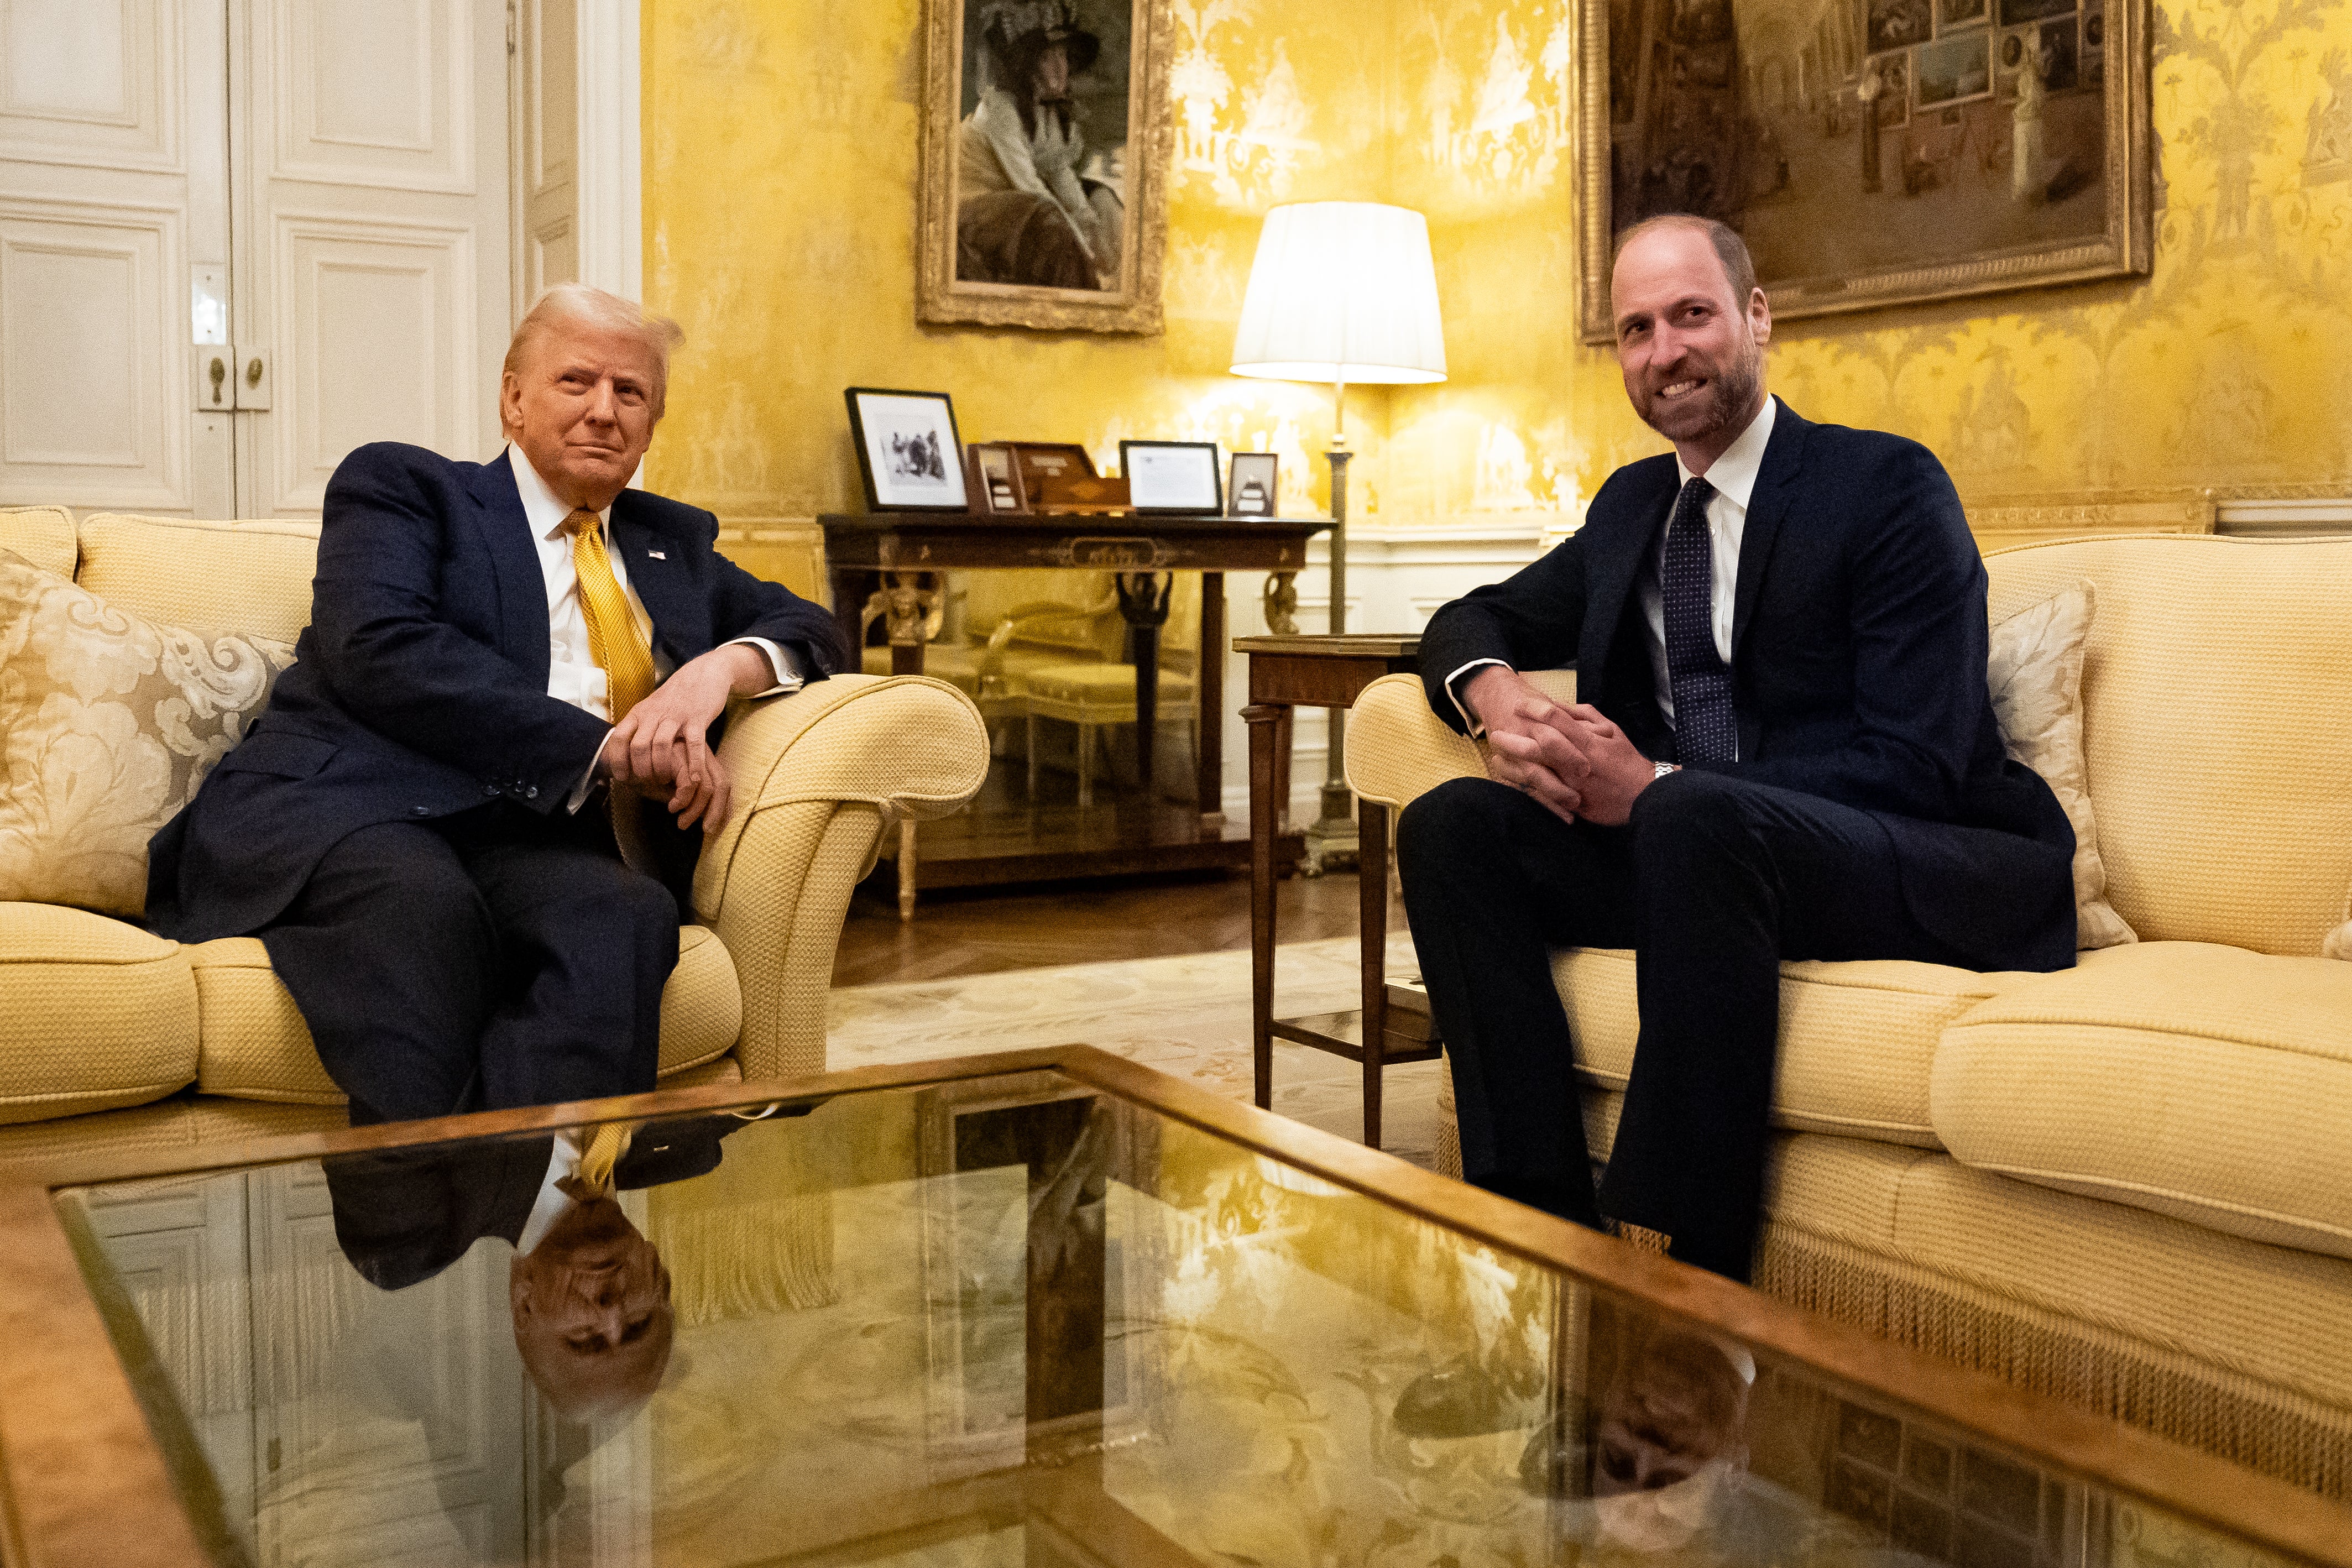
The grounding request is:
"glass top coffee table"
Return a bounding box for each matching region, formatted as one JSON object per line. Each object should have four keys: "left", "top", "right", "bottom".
{"left": 6, "top": 1046, "right": 2349, "bottom": 1568}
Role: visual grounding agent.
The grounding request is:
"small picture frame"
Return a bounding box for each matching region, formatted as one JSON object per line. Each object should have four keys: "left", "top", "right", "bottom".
{"left": 1004, "top": 441, "right": 1097, "bottom": 499}
{"left": 966, "top": 441, "right": 1028, "bottom": 514}
{"left": 1226, "top": 452, "right": 1279, "bottom": 518}
{"left": 846, "top": 387, "right": 969, "bottom": 513}
{"left": 1120, "top": 440, "right": 1222, "bottom": 515}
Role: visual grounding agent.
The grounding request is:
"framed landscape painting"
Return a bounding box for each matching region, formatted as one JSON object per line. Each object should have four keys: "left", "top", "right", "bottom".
{"left": 916, "top": 0, "right": 1173, "bottom": 333}
{"left": 1577, "top": 0, "right": 2149, "bottom": 339}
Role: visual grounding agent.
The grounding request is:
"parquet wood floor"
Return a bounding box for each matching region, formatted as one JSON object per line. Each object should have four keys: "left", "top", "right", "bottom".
{"left": 832, "top": 868, "right": 1403, "bottom": 986}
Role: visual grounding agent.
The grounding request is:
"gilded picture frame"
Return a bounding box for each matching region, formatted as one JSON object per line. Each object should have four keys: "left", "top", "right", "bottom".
{"left": 1577, "top": 0, "right": 2150, "bottom": 342}
{"left": 917, "top": 0, "right": 1173, "bottom": 334}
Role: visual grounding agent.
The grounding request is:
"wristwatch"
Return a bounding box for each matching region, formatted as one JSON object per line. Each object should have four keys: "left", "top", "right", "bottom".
{"left": 1654, "top": 761, "right": 1679, "bottom": 780}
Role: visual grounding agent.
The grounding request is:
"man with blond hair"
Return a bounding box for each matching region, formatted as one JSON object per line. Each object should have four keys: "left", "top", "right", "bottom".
{"left": 148, "top": 284, "right": 844, "bottom": 1126}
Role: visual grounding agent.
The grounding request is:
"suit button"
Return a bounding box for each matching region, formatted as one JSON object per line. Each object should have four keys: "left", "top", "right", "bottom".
{"left": 525, "top": 785, "right": 540, "bottom": 800}
{"left": 411, "top": 806, "right": 430, "bottom": 817}
{"left": 483, "top": 783, "right": 500, "bottom": 796}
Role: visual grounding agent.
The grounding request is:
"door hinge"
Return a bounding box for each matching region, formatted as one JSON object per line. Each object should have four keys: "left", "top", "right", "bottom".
{"left": 506, "top": 1, "right": 518, "bottom": 55}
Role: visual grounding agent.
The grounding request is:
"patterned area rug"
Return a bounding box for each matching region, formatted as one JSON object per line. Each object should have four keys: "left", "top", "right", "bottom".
{"left": 826, "top": 934, "right": 1441, "bottom": 1170}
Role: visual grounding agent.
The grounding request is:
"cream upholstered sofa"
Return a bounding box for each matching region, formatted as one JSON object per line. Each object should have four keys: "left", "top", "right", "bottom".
{"left": 1347, "top": 533, "right": 2352, "bottom": 1502}
{"left": 0, "top": 505, "right": 989, "bottom": 1165}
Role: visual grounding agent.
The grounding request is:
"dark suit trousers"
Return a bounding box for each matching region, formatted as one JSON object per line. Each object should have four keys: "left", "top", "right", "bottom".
{"left": 261, "top": 798, "right": 678, "bottom": 1126}
{"left": 1397, "top": 767, "right": 1964, "bottom": 1282}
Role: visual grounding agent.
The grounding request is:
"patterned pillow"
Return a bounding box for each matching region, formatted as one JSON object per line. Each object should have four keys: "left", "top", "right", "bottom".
{"left": 0, "top": 549, "right": 295, "bottom": 918}
{"left": 1987, "top": 581, "right": 2136, "bottom": 951}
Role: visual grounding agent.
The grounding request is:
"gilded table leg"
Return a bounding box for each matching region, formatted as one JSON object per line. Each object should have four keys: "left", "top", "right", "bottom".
{"left": 1115, "top": 573, "right": 1172, "bottom": 799}
{"left": 1245, "top": 703, "right": 1283, "bottom": 1112}
{"left": 1198, "top": 572, "right": 1226, "bottom": 828}
{"left": 1358, "top": 797, "right": 1391, "bottom": 1149}
{"left": 866, "top": 574, "right": 937, "bottom": 920}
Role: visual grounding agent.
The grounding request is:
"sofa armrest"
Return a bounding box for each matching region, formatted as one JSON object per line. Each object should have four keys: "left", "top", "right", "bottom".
{"left": 693, "top": 675, "right": 989, "bottom": 1078}
{"left": 1343, "top": 673, "right": 1488, "bottom": 808}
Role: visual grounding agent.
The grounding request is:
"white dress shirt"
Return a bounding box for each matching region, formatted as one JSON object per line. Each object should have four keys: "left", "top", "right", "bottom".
{"left": 1444, "top": 397, "right": 1776, "bottom": 760}
{"left": 505, "top": 447, "right": 802, "bottom": 808}
{"left": 516, "top": 1128, "right": 582, "bottom": 1254}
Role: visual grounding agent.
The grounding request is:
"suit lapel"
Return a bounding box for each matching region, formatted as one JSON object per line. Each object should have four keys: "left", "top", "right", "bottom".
{"left": 1583, "top": 459, "right": 1679, "bottom": 674}
{"left": 609, "top": 490, "right": 698, "bottom": 666}
{"left": 464, "top": 455, "right": 551, "bottom": 679}
{"left": 1729, "top": 398, "right": 1810, "bottom": 658}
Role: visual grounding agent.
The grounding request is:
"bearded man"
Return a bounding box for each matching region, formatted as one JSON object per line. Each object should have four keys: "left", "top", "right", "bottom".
{"left": 1398, "top": 216, "right": 2075, "bottom": 1282}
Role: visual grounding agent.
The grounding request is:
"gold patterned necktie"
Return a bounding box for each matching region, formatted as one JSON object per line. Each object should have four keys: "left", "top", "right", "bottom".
{"left": 565, "top": 508, "right": 658, "bottom": 869}
{"left": 575, "top": 1121, "right": 635, "bottom": 1199}
{"left": 565, "top": 508, "right": 657, "bottom": 721}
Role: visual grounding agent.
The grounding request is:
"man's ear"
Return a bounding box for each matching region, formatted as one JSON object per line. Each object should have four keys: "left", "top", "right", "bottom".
{"left": 1747, "top": 287, "right": 1773, "bottom": 347}
{"left": 498, "top": 369, "right": 523, "bottom": 438}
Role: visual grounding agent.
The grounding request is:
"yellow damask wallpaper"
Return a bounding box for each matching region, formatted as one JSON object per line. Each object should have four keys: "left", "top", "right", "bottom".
{"left": 1384, "top": 0, "right": 2352, "bottom": 529}
{"left": 646, "top": 0, "right": 2352, "bottom": 542}
{"left": 640, "top": 0, "right": 1399, "bottom": 524}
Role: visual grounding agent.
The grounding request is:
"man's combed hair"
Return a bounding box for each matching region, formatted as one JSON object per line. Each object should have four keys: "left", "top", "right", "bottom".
{"left": 503, "top": 283, "right": 687, "bottom": 414}
{"left": 1613, "top": 215, "right": 1759, "bottom": 305}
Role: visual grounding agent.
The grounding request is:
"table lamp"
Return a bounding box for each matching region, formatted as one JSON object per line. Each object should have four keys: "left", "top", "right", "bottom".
{"left": 1231, "top": 201, "right": 1447, "bottom": 870}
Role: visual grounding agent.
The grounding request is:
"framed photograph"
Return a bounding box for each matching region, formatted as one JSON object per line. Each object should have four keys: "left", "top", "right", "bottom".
{"left": 1226, "top": 452, "right": 1278, "bottom": 518}
{"left": 1917, "top": 33, "right": 1992, "bottom": 106}
{"left": 1004, "top": 441, "right": 1096, "bottom": 503}
{"left": 1120, "top": 440, "right": 1220, "bottom": 514}
{"left": 1866, "top": 0, "right": 1930, "bottom": 53}
{"left": 846, "top": 388, "right": 969, "bottom": 513}
{"left": 966, "top": 441, "right": 1028, "bottom": 513}
{"left": 1577, "top": 0, "right": 2148, "bottom": 336}
{"left": 915, "top": 0, "right": 1173, "bottom": 335}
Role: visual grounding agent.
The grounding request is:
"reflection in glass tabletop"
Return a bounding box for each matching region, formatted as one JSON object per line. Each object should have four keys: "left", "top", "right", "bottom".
{"left": 51, "top": 1052, "right": 2343, "bottom": 1568}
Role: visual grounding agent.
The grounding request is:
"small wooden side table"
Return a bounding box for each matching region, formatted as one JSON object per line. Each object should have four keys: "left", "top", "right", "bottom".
{"left": 1236, "top": 633, "right": 1437, "bottom": 1149}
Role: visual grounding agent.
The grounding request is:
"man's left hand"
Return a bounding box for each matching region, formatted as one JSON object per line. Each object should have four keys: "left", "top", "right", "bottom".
{"left": 1488, "top": 703, "right": 1663, "bottom": 828}
{"left": 603, "top": 643, "right": 773, "bottom": 833}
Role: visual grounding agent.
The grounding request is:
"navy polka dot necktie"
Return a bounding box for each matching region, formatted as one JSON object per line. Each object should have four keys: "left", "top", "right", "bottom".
{"left": 1663, "top": 475, "right": 1736, "bottom": 764}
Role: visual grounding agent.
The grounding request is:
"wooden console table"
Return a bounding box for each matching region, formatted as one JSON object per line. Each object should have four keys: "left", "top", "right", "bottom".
{"left": 821, "top": 513, "right": 1330, "bottom": 913}
{"left": 1236, "top": 633, "right": 1435, "bottom": 1149}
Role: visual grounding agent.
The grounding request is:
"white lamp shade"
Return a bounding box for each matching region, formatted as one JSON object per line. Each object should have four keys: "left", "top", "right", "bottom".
{"left": 1230, "top": 202, "right": 1447, "bottom": 386}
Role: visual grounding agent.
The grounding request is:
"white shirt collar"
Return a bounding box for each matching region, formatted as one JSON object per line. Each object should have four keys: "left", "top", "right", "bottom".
{"left": 506, "top": 445, "right": 609, "bottom": 543}
{"left": 1673, "top": 394, "right": 1777, "bottom": 512}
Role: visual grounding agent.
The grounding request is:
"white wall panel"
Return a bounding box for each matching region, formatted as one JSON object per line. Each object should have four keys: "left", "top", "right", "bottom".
{"left": 0, "top": 0, "right": 178, "bottom": 170}
{"left": 271, "top": 0, "right": 471, "bottom": 193}
{"left": 0, "top": 201, "right": 186, "bottom": 506}
{"left": 271, "top": 215, "right": 473, "bottom": 509}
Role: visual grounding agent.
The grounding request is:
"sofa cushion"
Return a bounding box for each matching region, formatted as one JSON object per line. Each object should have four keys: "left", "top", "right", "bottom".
{"left": 192, "top": 924, "right": 745, "bottom": 1104}
{"left": 0, "top": 551, "right": 295, "bottom": 916}
{"left": 0, "top": 506, "right": 76, "bottom": 579}
{"left": 1985, "top": 536, "right": 2352, "bottom": 957}
{"left": 75, "top": 513, "right": 320, "bottom": 647}
{"left": 1933, "top": 940, "right": 2352, "bottom": 1262}
{"left": 0, "top": 902, "right": 197, "bottom": 1123}
{"left": 1987, "top": 582, "right": 2134, "bottom": 949}
{"left": 1555, "top": 947, "right": 2032, "bottom": 1147}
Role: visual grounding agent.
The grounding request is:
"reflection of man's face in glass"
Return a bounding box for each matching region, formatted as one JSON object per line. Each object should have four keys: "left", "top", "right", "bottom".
{"left": 1591, "top": 1332, "right": 1750, "bottom": 1549}
{"left": 509, "top": 1182, "right": 674, "bottom": 1423}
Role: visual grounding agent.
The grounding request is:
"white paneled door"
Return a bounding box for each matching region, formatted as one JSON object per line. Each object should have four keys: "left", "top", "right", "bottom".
{"left": 0, "top": 0, "right": 512, "bottom": 519}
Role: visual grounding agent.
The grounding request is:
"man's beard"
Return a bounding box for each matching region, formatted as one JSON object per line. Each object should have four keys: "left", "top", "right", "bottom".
{"left": 1634, "top": 334, "right": 1764, "bottom": 445}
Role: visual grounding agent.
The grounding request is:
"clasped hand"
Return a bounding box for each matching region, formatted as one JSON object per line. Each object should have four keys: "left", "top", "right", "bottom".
{"left": 1465, "top": 667, "right": 1660, "bottom": 828}
{"left": 595, "top": 643, "right": 772, "bottom": 833}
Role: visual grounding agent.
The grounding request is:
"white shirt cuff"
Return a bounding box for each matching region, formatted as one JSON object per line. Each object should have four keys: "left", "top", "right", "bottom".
{"left": 1444, "top": 658, "right": 1512, "bottom": 737}
{"left": 566, "top": 738, "right": 607, "bottom": 814}
{"left": 724, "top": 636, "right": 803, "bottom": 698}
{"left": 517, "top": 1130, "right": 583, "bottom": 1255}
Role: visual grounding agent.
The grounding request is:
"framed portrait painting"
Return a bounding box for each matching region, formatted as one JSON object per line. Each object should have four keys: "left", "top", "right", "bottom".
{"left": 1577, "top": 0, "right": 2150, "bottom": 338}
{"left": 916, "top": 0, "right": 1173, "bottom": 334}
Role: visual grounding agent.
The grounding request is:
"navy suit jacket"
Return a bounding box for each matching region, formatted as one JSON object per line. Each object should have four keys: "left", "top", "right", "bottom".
{"left": 323, "top": 1112, "right": 756, "bottom": 1292}
{"left": 1415, "top": 400, "right": 2077, "bottom": 973}
{"left": 145, "top": 441, "right": 847, "bottom": 940}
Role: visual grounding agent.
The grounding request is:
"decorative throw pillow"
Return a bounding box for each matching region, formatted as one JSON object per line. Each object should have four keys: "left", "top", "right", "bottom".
{"left": 0, "top": 550, "right": 295, "bottom": 918}
{"left": 2325, "top": 922, "right": 2352, "bottom": 962}
{"left": 1986, "top": 581, "right": 2136, "bottom": 950}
